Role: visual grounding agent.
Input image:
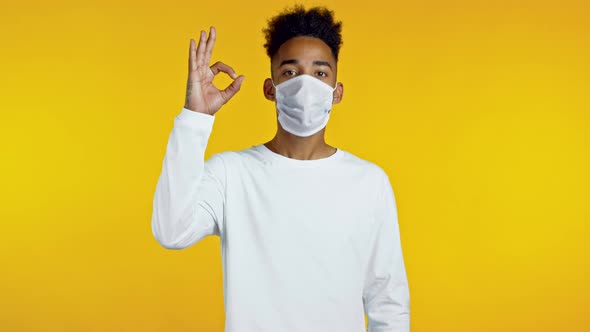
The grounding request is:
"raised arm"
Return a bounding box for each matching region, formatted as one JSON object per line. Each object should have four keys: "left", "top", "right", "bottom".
{"left": 151, "top": 27, "right": 243, "bottom": 249}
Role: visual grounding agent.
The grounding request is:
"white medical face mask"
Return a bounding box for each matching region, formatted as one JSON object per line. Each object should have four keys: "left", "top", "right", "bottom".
{"left": 272, "top": 74, "right": 337, "bottom": 137}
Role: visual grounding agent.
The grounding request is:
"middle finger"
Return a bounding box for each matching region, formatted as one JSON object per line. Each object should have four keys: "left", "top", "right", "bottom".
{"left": 203, "top": 26, "right": 216, "bottom": 66}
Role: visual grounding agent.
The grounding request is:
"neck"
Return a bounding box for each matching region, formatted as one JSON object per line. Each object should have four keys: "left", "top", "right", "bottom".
{"left": 264, "top": 122, "right": 336, "bottom": 160}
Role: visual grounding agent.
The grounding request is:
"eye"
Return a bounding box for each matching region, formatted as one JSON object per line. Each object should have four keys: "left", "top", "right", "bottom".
{"left": 283, "top": 70, "right": 296, "bottom": 76}
{"left": 316, "top": 71, "right": 328, "bottom": 78}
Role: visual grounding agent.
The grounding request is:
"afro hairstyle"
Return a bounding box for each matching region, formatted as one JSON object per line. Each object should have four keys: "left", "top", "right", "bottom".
{"left": 263, "top": 5, "right": 343, "bottom": 61}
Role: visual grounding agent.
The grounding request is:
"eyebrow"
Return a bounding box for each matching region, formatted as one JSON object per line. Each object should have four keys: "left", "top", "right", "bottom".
{"left": 279, "top": 59, "right": 332, "bottom": 69}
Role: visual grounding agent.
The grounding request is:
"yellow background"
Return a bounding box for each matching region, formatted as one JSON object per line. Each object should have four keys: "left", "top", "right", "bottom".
{"left": 1, "top": 0, "right": 588, "bottom": 331}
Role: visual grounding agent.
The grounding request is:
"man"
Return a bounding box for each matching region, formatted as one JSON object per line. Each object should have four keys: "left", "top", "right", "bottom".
{"left": 151, "top": 5, "right": 410, "bottom": 332}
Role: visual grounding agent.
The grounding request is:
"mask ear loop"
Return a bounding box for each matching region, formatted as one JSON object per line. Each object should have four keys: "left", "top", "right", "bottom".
{"left": 270, "top": 79, "right": 278, "bottom": 100}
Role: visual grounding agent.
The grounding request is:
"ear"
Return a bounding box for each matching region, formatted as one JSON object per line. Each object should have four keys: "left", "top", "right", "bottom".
{"left": 332, "top": 82, "right": 344, "bottom": 104}
{"left": 263, "top": 78, "right": 276, "bottom": 102}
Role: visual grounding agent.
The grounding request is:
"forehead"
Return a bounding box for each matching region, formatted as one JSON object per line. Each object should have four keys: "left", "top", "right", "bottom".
{"left": 272, "top": 36, "right": 335, "bottom": 66}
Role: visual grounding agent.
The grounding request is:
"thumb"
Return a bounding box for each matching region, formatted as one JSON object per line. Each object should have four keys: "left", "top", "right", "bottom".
{"left": 220, "top": 75, "right": 245, "bottom": 104}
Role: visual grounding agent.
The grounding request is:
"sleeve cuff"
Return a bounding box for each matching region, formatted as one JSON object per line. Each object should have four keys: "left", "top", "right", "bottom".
{"left": 175, "top": 107, "right": 215, "bottom": 128}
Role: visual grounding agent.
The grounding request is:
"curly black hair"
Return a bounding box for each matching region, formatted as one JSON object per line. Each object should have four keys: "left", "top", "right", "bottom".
{"left": 263, "top": 5, "right": 343, "bottom": 61}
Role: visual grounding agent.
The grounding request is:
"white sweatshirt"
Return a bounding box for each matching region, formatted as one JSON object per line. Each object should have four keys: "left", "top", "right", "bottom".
{"left": 151, "top": 107, "right": 410, "bottom": 332}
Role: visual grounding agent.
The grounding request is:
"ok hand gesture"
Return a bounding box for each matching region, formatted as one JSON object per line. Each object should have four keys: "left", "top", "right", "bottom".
{"left": 184, "top": 26, "right": 245, "bottom": 115}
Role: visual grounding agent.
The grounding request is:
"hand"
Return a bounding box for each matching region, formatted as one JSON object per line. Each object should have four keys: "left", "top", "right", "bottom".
{"left": 184, "top": 26, "right": 245, "bottom": 115}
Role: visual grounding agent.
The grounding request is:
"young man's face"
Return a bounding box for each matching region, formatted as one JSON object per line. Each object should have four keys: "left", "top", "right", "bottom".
{"left": 264, "top": 36, "right": 343, "bottom": 103}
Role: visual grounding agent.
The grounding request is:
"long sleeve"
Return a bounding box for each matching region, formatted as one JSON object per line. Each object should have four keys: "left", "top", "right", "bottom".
{"left": 362, "top": 173, "right": 410, "bottom": 332}
{"left": 151, "top": 107, "right": 227, "bottom": 250}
